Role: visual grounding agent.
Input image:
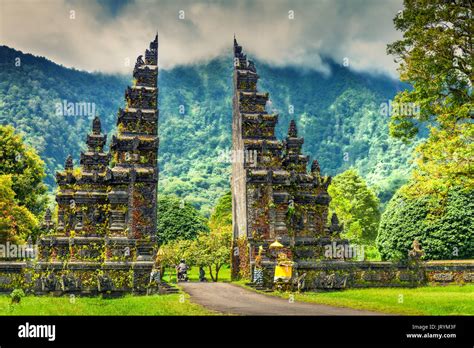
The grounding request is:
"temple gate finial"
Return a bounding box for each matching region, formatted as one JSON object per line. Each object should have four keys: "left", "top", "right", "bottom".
{"left": 288, "top": 120, "right": 298, "bottom": 137}
{"left": 92, "top": 116, "right": 101, "bottom": 135}
{"left": 65, "top": 155, "right": 73, "bottom": 170}
{"left": 311, "top": 159, "right": 320, "bottom": 173}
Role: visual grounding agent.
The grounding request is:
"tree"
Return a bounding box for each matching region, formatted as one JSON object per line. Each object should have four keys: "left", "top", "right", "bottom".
{"left": 209, "top": 191, "right": 232, "bottom": 228}
{"left": 0, "top": 125, "right": 48, "bottom": 216}
{"left": 387, "top": 0, "right": 473, "bottom": 197}
{"left": 160, "top": 239, "right": 195, "bottom": 276}
{"left": 159, "top": 239, "right": 195, "bottom": 267}
{"left": 158, "top": 239, "right": 195, "bottom": 280}
{"left": 187, "top": 191, "right": 233, "bottom": 282}
{"left": 157, "top": 195, "right": 209, "bottom": 244}
{"left": 157, "top": 191, "right": 233, "bottom": 281}
{"left": 193, "top": 230, "right": 232, "bottom": 282}
{"left": 328, "top": 169, "right": 381, "bottom": 244}
{"left": 0, "top": 175, "right": 38, "bottom": 243}
{"left": 376, "top": 186, "right": 474, "bottom": 261}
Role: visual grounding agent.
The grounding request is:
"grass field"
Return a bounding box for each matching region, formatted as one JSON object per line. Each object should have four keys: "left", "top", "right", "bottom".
{"left": 161, "top": 265, "right": 231, "bottom": 283}
{"left": 2, "top": 277, "right": 471, "bottom": 316}
{"left": 0, "top": 265, "right": 232, "bottom": 316}
{"left": 239, "top": 283, "right": 474, "bottom": 315}
{"left": 0, "top": 293, "right": 216, "bottom": 316}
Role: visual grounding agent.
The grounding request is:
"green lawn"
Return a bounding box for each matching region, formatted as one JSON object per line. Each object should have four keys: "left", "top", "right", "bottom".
{"left": 162, "top": 265, "right": 231, "bottom": 283}
{"left": 0, "top": 293, "right": 216, "bottom": 316}
{"left": 238, "top": 282, "right": 474, "bottom": 315}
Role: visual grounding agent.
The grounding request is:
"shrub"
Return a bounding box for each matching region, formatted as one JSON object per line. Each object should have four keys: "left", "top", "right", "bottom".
{"left": 376, "top": 187, "right": 474, "bottom": 260}
{"left": 10, "top": 288, "right": 26, "bottom": 304}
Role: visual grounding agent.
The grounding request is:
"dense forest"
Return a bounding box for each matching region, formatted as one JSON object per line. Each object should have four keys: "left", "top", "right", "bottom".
{"left": 0, "top": 45, "right": 417, "bottom": 215}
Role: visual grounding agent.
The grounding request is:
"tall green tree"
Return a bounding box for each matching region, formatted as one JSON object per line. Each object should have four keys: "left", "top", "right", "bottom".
{"left": 0, "top": 125, "right": 48, "bottom": 216}
{"left": 387, "top": 0, "right": 473, "bottom": 197}
{"left": 0, "top": 175, "right": 38, "bottom": 242}
{"left": 328, "top": 169, "right": 381, "bottom": 244}
{"left": 157, "top": 195, "right": 209, "bottom": 244}
{"left": 209, "top": 191, "right": 232, "bottom": 229}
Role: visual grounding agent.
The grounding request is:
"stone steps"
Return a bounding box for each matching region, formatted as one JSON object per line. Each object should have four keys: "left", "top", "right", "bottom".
{"left": 159, "top": 282, "right": 180, "bottom": 294}
{"left": 245, "top": 282, "right": 273, "bottom": 292}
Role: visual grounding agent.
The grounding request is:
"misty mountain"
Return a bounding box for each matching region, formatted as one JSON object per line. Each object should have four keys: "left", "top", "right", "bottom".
{"left": 0, "top": 45, "right": 417, "bottom": 214}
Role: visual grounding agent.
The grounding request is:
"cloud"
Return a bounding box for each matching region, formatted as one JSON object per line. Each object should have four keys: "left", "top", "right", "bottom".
{"left": 0, "top": 0, "right": 403, "bottom": 76}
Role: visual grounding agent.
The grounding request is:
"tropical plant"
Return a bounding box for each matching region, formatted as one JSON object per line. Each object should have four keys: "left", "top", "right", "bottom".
{"left": 387, "top": 0, "right": 473, "bottom": 198}
{"left": 157, "top": 195, "right": 209, "bottom": 244}
{"left": 376, "top": 186, "right": 474, "bottom": 261}
{"left": 328, "top": 169, "right": 381, "bottom": 244}
{"left": 0, "top": 175, "right": 38, "bottom": 243}
{"left": 0, "top": 125, "right": 48, "bottom": 215}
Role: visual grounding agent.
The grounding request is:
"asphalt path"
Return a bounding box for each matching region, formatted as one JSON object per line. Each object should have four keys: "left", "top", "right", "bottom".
{"left": 179, "top": 282, "right": 382, "bottom": 316}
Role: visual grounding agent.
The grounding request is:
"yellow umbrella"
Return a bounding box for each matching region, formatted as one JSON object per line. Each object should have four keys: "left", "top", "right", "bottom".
{"left": 269, "top": 240, "right": 284, "bottom": 249}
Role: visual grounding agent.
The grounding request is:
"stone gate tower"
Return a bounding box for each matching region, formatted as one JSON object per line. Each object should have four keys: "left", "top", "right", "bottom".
{"left": 36, "top": 35, "right": 159, "bottom": 294}
{"left": 231, "top": 37, "right": 342, "bottom": 281}
{"left": 109, "top": 34, "right": 159, "bottom": 260}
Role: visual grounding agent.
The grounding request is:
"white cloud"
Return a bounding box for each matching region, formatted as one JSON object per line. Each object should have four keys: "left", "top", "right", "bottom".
{"left": 0, "top": 0, "right": 403, "bottom": 76}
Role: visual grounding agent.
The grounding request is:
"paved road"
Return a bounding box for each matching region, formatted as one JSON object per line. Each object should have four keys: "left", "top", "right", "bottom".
{"left": 179, "top": 282, "right": 381, "bottom": 316}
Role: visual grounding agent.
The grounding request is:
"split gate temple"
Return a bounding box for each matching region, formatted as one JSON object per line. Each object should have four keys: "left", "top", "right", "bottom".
{"left": 231, "top": 37, "right": 341, "bottom": 281}
{"left": 35, "top": 35, "right": 160, "bottom": 294}
{"left": 0, "top": 36, "right": 471, "bottom": 294}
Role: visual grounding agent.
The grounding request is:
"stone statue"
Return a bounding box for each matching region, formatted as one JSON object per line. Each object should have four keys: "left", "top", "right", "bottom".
{"left": 311, "top": 159, "right": 320, "bottom": 174}
{"left": 329, "top": 213, "right": 343, "bottom": 234}
{"left": 41, "top": 208, "right": 54, "bottom": 232}
{"left": 149, "top": 268, "right": 161, "bottom": 284}
{"left": 296, "top": 272, "right": 307, "bottom": 292}
{"left": 136, "top": 55, "right": 144, "bottom": 67}
{"left": 408, "top": 239, "right": 424, "bottom": 261}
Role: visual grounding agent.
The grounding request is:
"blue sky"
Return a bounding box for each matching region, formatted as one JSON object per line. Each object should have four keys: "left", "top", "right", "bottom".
{"left": 0, "top": 0, "right": 403, "bottom": 76}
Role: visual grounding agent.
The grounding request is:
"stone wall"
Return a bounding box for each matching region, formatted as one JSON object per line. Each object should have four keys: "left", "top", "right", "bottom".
{"left": 230, "top": 38, "right": 249, "bottom": 278}
{"left": 0, "top": 261, "right": 158, "bottom": 295}
{"left": 0, "top": 262, "right": 28, "bottom": 294}
{"left": 257, "top": 260, "right": 474, "bottom": 290}
{"left": 424, "top": 260, "right": 474, "bottom": 285}
{"left": 1, "top": 260, "right": 472, "bottom": 294}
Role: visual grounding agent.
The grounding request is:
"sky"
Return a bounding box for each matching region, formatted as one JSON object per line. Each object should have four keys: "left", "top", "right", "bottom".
{"left": 0, "top": 0, "right": 403, "bottom": 76}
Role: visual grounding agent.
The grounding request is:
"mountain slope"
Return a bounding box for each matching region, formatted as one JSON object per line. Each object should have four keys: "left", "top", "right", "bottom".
{"left": 0, "top": 45, "right": 128, "bottom": 184}
{"left": 0, "top": 46, "right": 418, "bottom": 214}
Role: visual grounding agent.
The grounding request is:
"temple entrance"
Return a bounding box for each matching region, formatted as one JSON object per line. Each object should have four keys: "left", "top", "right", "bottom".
{"left": 230, "top": 38, "right": 342, "bottom": 285}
